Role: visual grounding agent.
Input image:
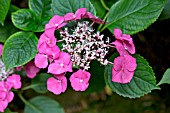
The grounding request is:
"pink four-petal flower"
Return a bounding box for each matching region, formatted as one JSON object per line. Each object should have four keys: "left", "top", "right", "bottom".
{"left": 113, "top": 28, "right": 135, "bottom": 55}
{"left": 70, "top": 69, "right": 91, "bottom": 91}
{"left": 7, "top": 74, "right": 22, "bottom": 89}
{"left": 48, "top": 52, "right": 73, "bottom": 74}
{"left": 112, "top": 55, "right": 137, "bottom": 83}
{"left": 25, "top": 61, "right": 40, "bottom": 78}
{"left": 47, "top": 74, "right": 67, "bottom": 95}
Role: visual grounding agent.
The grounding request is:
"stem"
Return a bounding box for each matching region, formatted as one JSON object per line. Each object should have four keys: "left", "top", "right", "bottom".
{"left": 11, "top": 89, "right": 19, "bottom": 93}
{"left": 18, "top": 92, "right": 29, "bottom": 105}
{"left": 108, "top": 61, "right": 113, "bottom": 65}
{"left": 97, "top": 12, "right": 109, "bottom": 31}
{"left": 21, "top": 84, "right": 39, "bottom": 91}
{"left": 100, "top": 0, "right": 109, "bottom": 11}
{"left": 57, "top": 39, "right": 64, "bottom": 42}
{"left": 107, "top": 44, "right": 115, "bottom": 48}
{"left": 90, "top": 22, "right": 95, "bottom": 27}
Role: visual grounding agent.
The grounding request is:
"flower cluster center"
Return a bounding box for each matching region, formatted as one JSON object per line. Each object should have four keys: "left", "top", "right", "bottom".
{"left": 60, "top": 21, "right": 110, "bottom": 70}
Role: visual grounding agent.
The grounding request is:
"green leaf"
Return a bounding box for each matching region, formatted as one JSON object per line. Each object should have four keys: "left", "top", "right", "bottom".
{"left": 24, "top": 96, "right": 65, "bottom": 113}
{"left": 90, "top": 0, "right": 106, "bottom": 18}
{"left": 105, "top": 54, "right": 159, "bottom": 98}
{"left": 2, "top": 31, "right": 38, "bottom": 71}
{"left": 85, "top": 60, "right": 105, "bottom": 93}
{"left": 51, "top": 0, "right": 96, "bottom": 16}
{"left": 29, "top": 0, "right": 53, "bottom": 32}
{"left": 31, "top": 73, "right": 52, "bottom": 93}
{"left": 159, "top": 0, "right": 170, "bottom": 20}
{"left": 157, "top": 68, "right": 170, "bottom": 85}
{"left": 0, "top": 0, "right": 11, "bottom": 25}
{"left": 0, "top": 22, "right": 19, "bottom": 43}
{"left": 12, "top": 9, "right": 38, "bottom": 31}
{"left": 104, "top": 0, "right": 166, "bottom": 34}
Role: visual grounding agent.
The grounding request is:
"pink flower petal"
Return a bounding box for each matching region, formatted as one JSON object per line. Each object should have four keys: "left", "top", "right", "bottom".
{"left": 114, "top": 28, "right": 122, "bottom": 39}
{"left": 64, "top": 12, "right": 75, "bottom": 21}
{"left": 38, "top": 42, "right": 47, "bottom": 54}
{"left": 75, "top": 8, "right": 87, "bottom": 20}
{"left": 6, "top": 91, "right": 14, "bottom": 103}
{"left": 46, "top": 46, "right": 60, "bottom": 60}
{"left": 122, "top": 34, "right": 132, "bottom": 42}
{"left": 55, "top": 74, "right": 67, "bottom": 93}
{"left": 48, "top": 62, "right": 63, "bottom": 74}
{"left": 0, "top": 100, "right": 8, "bottom": 112}
{"left": 0, "top": 44, "right": 3, "bottom": 57}
{"left": 66, "top": 61, "right": 73, "bottom": 72}
{"left": 112, "top": 40, "right": 128, "bottom": 55}
{"left": 34, "top": 53, "right": 48, "bottom": 68}
{"left": 38, "top": 31, "right": 56, "bottom": 53}
{"left": 48, "top": 61, "right": 72, "bottom": 74}
{"left": 16, "top": 66, "right": 23, "bottom": 71}
{"left": 123, "top": 40, "right": 135, "bottom": 54}
{"left": 85, "top": 12, "right": 104, "bottom": 24}
{"left": 70, "top": 69, "right": 90, "bottom": 91}
{"left": 0, "top": 81, "right": 13, "bottom": 100}
{"left": 56, "top": 52, "right": 71, "bottom": 65}
{"left": 45, "top": 15, "right": 64, "bottom": 30}
{"left": 57, "top": 22, "right": 67, "bottom": 30}
{"left": 7, "top": 74, "right": 22, "bottom": 89}
{"left": 25, "top": 61, "right": 40, "bottom": 78}
{"left": 123, "top": 55, "right": 137, "bottom": 71}
{"left": 48, "top": 52, "right": 72, "bottom": 74}
{"left": 0, "top": 82, "right": 7, "bottom": 100}
{"left": 47, "top": 76, "right": 67, "bottom": 95}
{"left": 112, "top": 68, "right": 134, "bottom": 83}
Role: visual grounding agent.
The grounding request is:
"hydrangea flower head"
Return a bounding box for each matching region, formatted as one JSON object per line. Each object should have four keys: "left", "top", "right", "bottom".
{"left": 112, "top": 55, "right": 137, "bottom": 83}
{"left": 35, "top": 8, "right": 137, "bottom": 94}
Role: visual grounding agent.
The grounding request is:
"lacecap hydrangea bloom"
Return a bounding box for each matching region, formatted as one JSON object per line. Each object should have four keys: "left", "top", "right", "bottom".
{"left": 34, "top": 8, "right": 137, "bottom": 95}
